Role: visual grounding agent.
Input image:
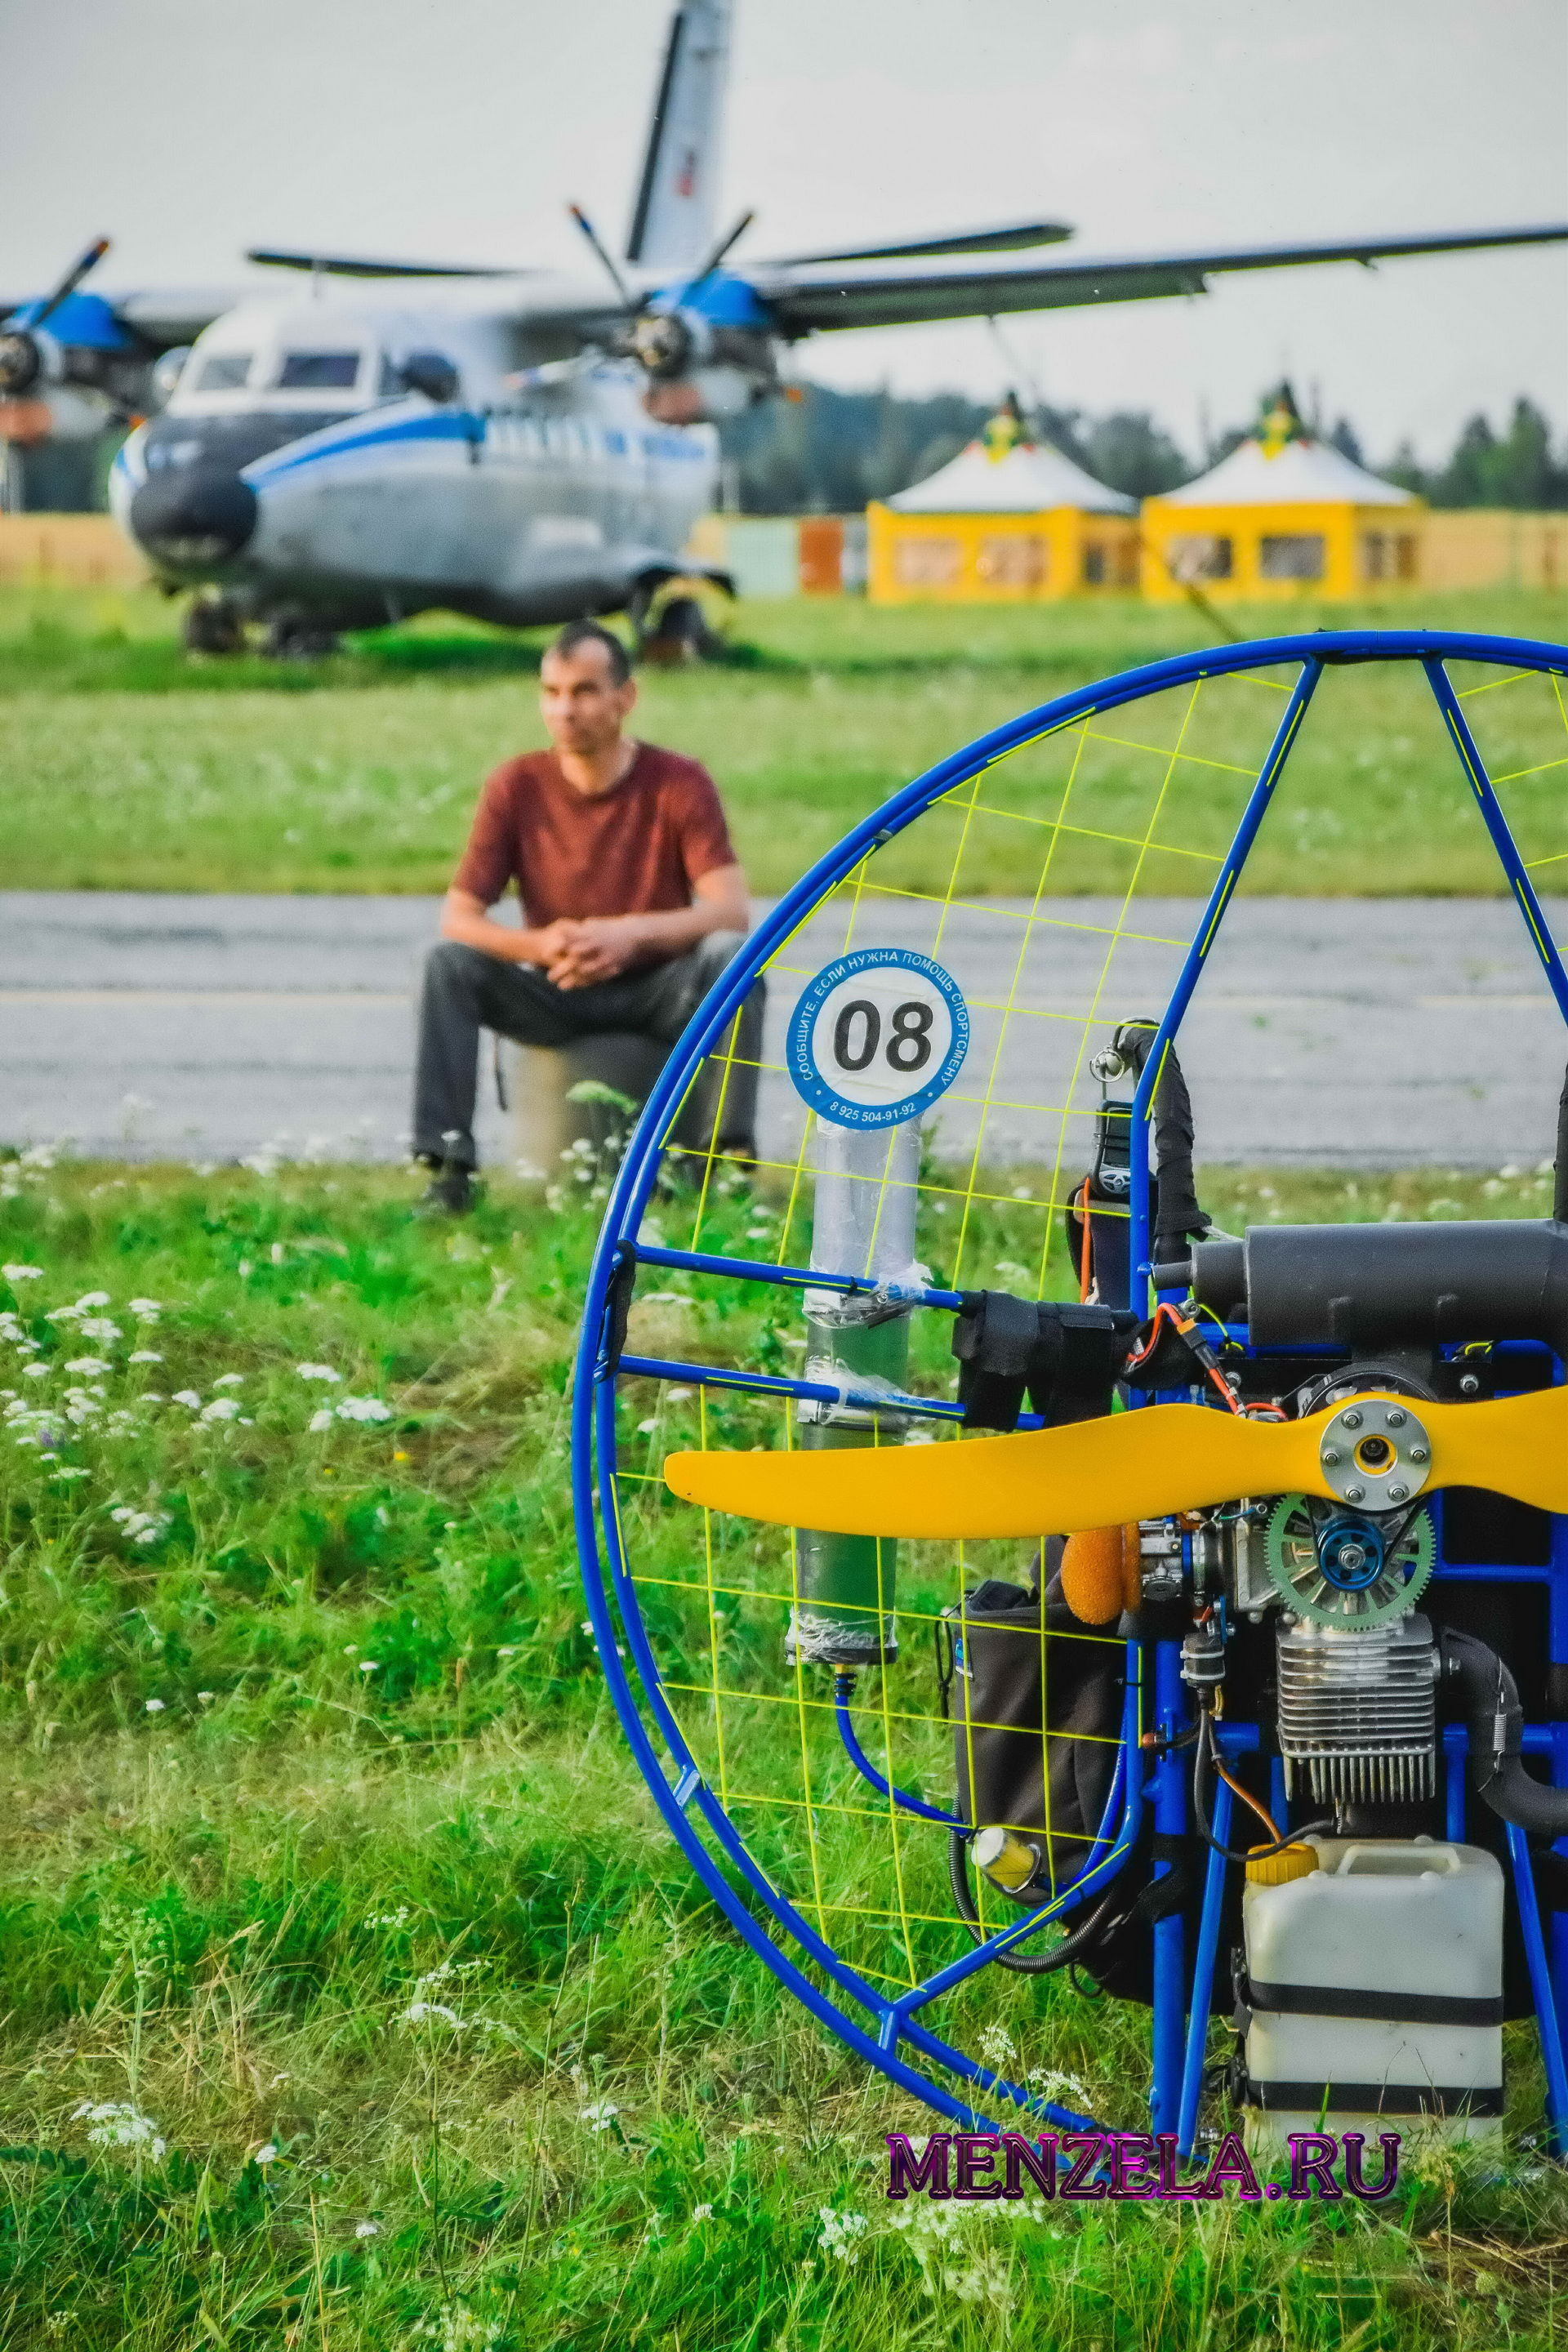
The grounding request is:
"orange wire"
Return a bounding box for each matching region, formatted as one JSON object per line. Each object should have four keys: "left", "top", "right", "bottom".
{"left": 1214, "top": 1753, "right": 1283, "bottom": 1843}
{"left": 1076, "top": 1178, "right": 1094, "bottom": 1301}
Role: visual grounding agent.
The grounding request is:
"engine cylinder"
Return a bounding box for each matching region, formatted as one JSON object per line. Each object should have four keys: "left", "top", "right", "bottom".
{"left": 1276, "top": 1612, "right": 1437, "bottom": 1805}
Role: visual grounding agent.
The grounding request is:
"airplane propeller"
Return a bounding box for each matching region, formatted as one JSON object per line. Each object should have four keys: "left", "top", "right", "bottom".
{"left": 0, "top": 236, "right": 112, "bottom": 397}
{"left": 568, "top": 202, "right": 760, "bottom": 381}
{"left": 663, "top": 1383, "right": 1568, "bottom": 1538}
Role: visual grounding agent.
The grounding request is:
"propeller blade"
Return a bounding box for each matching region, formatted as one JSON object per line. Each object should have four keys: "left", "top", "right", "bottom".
{"left": 568, "top": 206, "right": 635, "bottom": 310}
{"left": 663, "top": 1386, "right": 1568, "bottom": 1538}
{"left": 29, "top": 236, "right": 110, "bottom": 332}
{"left": 684, "top": 208, "right": 755, "bottom": 291}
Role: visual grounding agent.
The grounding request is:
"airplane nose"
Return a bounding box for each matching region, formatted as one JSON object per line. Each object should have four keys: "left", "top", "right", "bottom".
{"left": 128, "top": 468, "right": 257, "bottom": 565}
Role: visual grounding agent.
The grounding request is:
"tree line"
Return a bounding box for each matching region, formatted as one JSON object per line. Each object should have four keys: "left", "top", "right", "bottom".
{"left": 717, "top": 385, "right": 1568, "bottom": 514}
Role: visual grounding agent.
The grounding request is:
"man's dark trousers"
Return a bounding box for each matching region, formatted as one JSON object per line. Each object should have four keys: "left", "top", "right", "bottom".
{"left": 412, "top": 930, "right": 764, "bottom": 1169}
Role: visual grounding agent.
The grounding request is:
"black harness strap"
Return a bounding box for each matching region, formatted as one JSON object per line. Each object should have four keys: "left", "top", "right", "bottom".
{"left": 1245, "top": 2078, "right": 1503, "bottom": 2118}
{"left": 951, "top": 1295, "right": 1138, "bottom": 1432}
{"left": 1243, "top": 1976, "right": 1503, "bottom": 2029}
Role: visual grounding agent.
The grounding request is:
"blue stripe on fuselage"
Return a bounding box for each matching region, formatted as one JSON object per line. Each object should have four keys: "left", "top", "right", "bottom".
{"left": 245, "top": 409, "right": 482, "bottom": 481}
{"left": 243, "top": 407, "right": 709, "bottom": 483}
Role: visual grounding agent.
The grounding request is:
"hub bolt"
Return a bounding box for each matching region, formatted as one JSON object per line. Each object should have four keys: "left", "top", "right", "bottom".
{"left": 1322, "top": 1446, "right": 1342, "bottom": 1466}
{"left": 1388, "top": 1481, "right": 1410, "bottom": 1503}
{"left": 1409, "top": 1446, "right": 1429, "bottom": 1464}
{"left": 1344, "top": 1482, "right": 1365, "bottom": 1503}
{"left": 1387, "top": 1409, "right": 1407, "bottom": 1428}
{"left": 1341, "top": 1409, "right": 1363, "bottom": 1429}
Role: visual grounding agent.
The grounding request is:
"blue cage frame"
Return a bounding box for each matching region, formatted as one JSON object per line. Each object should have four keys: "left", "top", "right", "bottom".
{"left": 572, "top": 629, "right": 1568, "bottom": 2152}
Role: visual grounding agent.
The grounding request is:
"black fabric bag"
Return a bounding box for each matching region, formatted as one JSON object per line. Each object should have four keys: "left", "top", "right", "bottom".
{"left": 950, "top": 1544, "right": 1125, "bottom": 1882}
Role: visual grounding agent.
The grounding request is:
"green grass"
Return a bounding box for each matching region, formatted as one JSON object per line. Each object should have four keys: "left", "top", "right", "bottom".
{"left": 3, "top": 1152, "right": 1568, "bottom": 2347}
{"left": 1, "top": 582, "right": 1564, "bottom": 895}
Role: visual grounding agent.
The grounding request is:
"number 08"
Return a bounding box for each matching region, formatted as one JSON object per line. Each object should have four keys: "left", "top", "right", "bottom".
{"left": 830, "top": 996, "right": 935, "bottom": 1076}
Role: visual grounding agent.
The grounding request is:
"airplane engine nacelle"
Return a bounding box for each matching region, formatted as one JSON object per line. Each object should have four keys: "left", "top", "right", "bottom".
{"left": 642, "top": 366, "right": 760, "bottom": 425}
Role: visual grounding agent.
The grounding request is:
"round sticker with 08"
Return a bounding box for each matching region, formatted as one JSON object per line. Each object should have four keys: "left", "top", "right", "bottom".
{"left": 786, "top": 948, "right": 969, "bottom": 1129}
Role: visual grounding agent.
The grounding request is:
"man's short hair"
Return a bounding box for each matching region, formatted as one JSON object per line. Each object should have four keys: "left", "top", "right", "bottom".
{"left": 544, "top": 620, "right": 632, "bottom": 687}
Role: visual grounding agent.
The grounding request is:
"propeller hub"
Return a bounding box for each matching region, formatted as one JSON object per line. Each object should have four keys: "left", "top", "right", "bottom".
{"left": 630, "top": 310, "right": 694, "bottom": 380}
{"left": 1316, "top": 1396, "right": 1431, "bottom": 1510}
{"left": 0, "top": 331, "right": 42, "bottom": 397}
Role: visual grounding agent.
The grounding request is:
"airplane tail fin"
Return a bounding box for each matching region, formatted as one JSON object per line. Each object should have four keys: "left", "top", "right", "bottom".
{"left": 624, "top": 0, "right": 732, "bottom": 274}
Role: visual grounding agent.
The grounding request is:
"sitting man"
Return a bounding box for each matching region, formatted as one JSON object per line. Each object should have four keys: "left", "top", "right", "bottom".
{"left": 412, "top": 619, "right": 761, "bottom": 1212}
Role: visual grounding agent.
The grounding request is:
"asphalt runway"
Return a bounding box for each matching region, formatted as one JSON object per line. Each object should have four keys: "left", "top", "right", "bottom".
{"left": 2, "top": 891, "right": 1565, "bottom": 1171}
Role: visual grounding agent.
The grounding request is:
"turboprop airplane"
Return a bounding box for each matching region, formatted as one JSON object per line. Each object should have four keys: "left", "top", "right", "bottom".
{"left": 3, "top": 0, "right": 1566, "bottom": 653}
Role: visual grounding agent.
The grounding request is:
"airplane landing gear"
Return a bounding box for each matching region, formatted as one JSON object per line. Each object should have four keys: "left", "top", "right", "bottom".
{"left": 182, "top": 595, "right": 246, "bottom": 656}
{"left": 263, "top": 614, "right": 341, "bottom": 661}
{"left": 637, "top": 593, "right": 724, "bottom": 666}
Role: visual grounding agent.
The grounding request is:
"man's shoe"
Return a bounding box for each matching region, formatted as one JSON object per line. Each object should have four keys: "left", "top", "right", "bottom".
{"left": 414, "top": 1160, "right": 476, "bottom": 1217}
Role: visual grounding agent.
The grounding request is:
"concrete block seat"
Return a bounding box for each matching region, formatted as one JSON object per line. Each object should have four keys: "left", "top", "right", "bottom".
{"left": 506, "top": 1024, "right": 749, "bottom": 1178}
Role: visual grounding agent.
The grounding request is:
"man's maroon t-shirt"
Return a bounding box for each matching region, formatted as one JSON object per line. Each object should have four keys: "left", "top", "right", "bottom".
{"left": 451, "top": 744, "right": 737, "bottom": 928}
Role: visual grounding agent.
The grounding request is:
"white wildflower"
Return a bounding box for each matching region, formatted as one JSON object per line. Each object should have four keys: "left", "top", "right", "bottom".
{"left": 402, "top": 2000, "right": 465, "bottom": 2029}
{"left": 358, "top": 1659, "right": 380, "bottom": 1674}
{"left": 20, "top": 1363, "right": 48, "bottom": 1380}
{"left": 1026, "top": 2066, "right": 1093, "bottom": 2109}
{"left": 636, "top": 1417, "right": 657, "bottom": 1434}
{"left": 336, "top": 1396, "right": 391, "bottom": 1423}
{"left": 977, "top": 2024, "right": 1015, "bottom": 2072}
{"left": 44, "top": 1306, "right": 82, "bottom": 1324}
{"left": 212, "top": 1372, "right": 243, "bottom": 1388}
{"left": 171, "top": 1390, "right": 202, "bottom": 1409}
{"left": 817, "top": 2207, "right": 868, "bottom": 2265}
{"left": 109, "top": 1506, "right": 168, "bottom": 1547}
{"left": 74, "top": 1293, "right": 111, "bottom": 1310}
{"left": 295, "top": 1363, "right": 341, "bottom": 1383}
{"left": 200, "top": 1396, "right": 241, "bottom": 1422}
{"left": 416, "top": 2305, "right": 501, "bottom": 2352}
{"left": 145, "top": 1699, "right": 165, "bottom": 1713}
{"left": 578, "top": 2100, "right": 620, "bottom": 2134}
{"left": 77, "top": 1319, "right": 121, "bottom": 1342}
{"left": 252, "top": 2142, "right": 279, "bottom": 2165}
{"left": 692, "top": 2202, "right": 714, "bottom": 2222}
{"left": 354, "top": 2219, "right": 380, "bottom": 2237}
{"left": 127, "top": 1351, "right": 162, "bottom": 1365}
{"left": 2, "top": 1265, "right": 42, "bottom": 1282}
{"left": 63, "top": 1356, "right": 110, "bottom": 1377}
{"left": 308, "top": 1408, "right": 335, "bottom": 1432}
{"left": 127, "top": 1300, "right": 162, "bottom": 1320}
{"left": 72, "top": 2101, "right": 167, "bottom": 2160}
{"left": 666, "top": 1386, "right": 693, "bottom": 1401}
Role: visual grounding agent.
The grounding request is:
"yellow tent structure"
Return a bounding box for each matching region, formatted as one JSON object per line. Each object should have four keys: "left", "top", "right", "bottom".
{"left": 1142, "top": 387, "right": 1423, "bottom": 602}
{"left": 868, "top": 406, "right": 1138, "bottom": 604}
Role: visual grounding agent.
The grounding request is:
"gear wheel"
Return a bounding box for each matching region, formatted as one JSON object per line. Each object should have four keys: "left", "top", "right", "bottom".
{"left": 1263, "top": 1493, "right": 1434, "bottom": 1628}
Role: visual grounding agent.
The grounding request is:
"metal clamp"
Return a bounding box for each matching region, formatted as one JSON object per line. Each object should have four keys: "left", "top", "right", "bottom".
{"left": 1317, "top": 1397, "right": 1432, "bottom": 1508}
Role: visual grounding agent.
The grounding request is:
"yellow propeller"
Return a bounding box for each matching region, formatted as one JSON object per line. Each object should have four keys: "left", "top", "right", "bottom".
{"left": 663, "top": 1385, "right": 1568, "bottom": 1539}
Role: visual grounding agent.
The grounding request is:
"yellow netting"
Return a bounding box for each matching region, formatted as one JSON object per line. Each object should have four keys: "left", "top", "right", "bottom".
{"left": 603, "top": 648, "right": 1568, "bottom": 2020}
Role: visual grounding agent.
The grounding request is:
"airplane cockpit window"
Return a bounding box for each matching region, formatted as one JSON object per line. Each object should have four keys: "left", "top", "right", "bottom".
{"left": 193, "top": 351, "right": 255, "bottom": 392}
{"left": 277, "top": 352, "right": 363, "bottom": 390}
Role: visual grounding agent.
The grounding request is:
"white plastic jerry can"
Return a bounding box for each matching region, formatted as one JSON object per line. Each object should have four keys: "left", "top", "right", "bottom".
{"left": 1241, "top": 1838, "right": 1504, "bottom": 2158}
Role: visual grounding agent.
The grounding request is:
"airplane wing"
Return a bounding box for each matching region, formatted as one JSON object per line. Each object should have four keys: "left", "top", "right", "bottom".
{"left": 754, "top": 219, "right": 1074, "bottom": 267}
{"left": 246, "top": 247, "right": 528, "bottom": 279}
{"left": 752, "top": 220, "right": 1568, "bottom": 335}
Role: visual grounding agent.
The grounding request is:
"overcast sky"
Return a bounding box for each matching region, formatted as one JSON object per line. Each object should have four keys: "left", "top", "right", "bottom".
{"left": 3, "top": 0, "right": 1564, "bottom": 462}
